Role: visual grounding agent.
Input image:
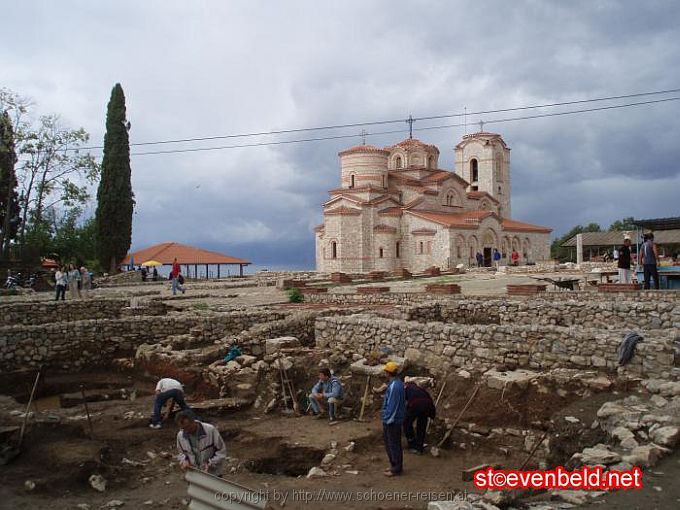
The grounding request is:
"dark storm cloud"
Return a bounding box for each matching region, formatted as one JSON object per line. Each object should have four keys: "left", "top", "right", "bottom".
{"left": 2, "top": 0, "right": 679, "bottom": 269}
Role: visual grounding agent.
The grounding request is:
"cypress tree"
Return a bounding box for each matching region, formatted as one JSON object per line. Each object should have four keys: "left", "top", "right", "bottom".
{"left": 95, "top": 83, "right": 134, "bottom": 272}
{"left": 0, "top": 111, "right": 20, "bottom": 259}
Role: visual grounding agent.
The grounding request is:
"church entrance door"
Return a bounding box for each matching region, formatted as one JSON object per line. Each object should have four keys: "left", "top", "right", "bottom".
{"left": 483, "top": 247, "right": 492, "bottom": 267}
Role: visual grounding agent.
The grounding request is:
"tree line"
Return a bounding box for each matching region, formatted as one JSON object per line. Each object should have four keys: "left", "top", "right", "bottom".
{"left": 0, "top": 84, "right": 133, "bottom": 273}
{"left": 550, "top": 217, "right": 637, "bottom": 261}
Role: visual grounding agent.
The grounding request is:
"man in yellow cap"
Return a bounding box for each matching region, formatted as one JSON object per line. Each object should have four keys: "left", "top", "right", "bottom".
{"left": 382, "top": 361, "right": 405, "bottom": 477}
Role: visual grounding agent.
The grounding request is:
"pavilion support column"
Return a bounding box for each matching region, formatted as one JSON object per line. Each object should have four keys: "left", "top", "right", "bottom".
{"left": 576, "top": 233, "right": 583, "bottom": 268}
{"left": 217, "top": 264, "right": 220, "bottom": 278}
{"left": 240, "top": 264, "right": 243, "bottom": 277}
{"left": 194, "top": 264, "right": 198, "bottom": 279}
{"left": 205, "top": 264, "right": 208, "bottom": 279}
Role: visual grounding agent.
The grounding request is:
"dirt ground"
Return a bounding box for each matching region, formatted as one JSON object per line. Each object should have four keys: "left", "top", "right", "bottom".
{"left": 0, "top": 367, "right": 635, "bottom": 510}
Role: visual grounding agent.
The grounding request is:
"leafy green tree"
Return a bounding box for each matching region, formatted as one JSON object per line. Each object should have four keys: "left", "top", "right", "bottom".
{"left": 95, "top": 84, "right": 134, "bottom": 272}
{"left": 1, "top": 87, "right": 99, "bottom": 258}
{"left": 0, "top": 111, "right": 20, "bottom": 259}
{"left": 609, "top": 217, "right": 636, "bottom": 232}
{"left": 550, "top": 223, "right": 602, "bottom": 261}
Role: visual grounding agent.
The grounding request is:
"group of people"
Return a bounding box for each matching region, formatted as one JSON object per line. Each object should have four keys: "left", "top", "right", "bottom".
{"left": 308, "top": 362, "right": 435, "bottom": 477}
{"left": 149, "top": 377, "right": 227, "bottom": 476}
{"left": 54, "top": 264, "right": 92, "bottom": 301}
{"left": 616, "top": 233, "right": 661, "bottom": 289}
{"left": 152, "top": 362, "right": 437, "bottom": 478}
{"left": 475, "top": 248, "right": 520, "bottom": 267}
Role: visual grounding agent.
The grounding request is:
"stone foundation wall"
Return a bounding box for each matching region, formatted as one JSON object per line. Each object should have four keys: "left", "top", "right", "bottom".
{"left": 315, "top": 315, "right": 676, "bottom": 379}
{"left": 402, "top": 300, "right": 679, "bottom": 330}
{"left": 0, "top": 309, "right": 288, "bottom": 371}
{"left": 304, "top": 290, "right": 680, "bottom": 305}
{"left": 0, "top": 299, "right": 131, "bottom": 327}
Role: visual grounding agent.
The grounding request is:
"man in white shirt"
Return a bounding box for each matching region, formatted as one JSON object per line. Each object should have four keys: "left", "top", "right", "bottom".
{"left": 176, "top": 411, "right": 227, "bottom": 476}
{"left": 150, "top": 377, "right": 192, "bottom": 429}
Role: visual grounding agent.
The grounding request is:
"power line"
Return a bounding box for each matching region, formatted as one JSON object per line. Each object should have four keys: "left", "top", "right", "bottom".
{"left": 130, "top": 96, "right": 680, "bottom": 156}
{"left": 66, "top": 87, "right": 680, "bottom": 152}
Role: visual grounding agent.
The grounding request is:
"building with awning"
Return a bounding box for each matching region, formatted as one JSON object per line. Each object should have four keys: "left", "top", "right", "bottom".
{"left": 122, "top": 242, "right": 251, "bottom": 278}
{"left": 561, "top": 217, "right": 680, "bottom": 260}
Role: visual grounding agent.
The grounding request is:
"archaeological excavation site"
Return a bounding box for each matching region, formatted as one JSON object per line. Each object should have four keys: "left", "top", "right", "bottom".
{"left": 1, "top": 268, "right": 679, "bottom": 510}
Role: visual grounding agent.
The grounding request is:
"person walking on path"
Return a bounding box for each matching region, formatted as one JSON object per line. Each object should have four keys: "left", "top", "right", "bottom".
{"left": 55, "top": 266, "right": 67, "bottom": 301}
{"left": 617, "top": 236, "right": 633, "bottom": 284}
{"left": 170, "top": 258, "right": 185, "bottom": 296}
{"left": 403, "top": 381, "right": 436, "bottom": 455}
{"left": 641, "top": 233, "right": 660, "bottom": 289}
{"left": 67, "top": 264, "right": 81, "bottom": 299}
{"left": 175, "top": 411, "right": 227, "bottom": 476}
{"left": 493, "top": 248, "right": 501, "bottom": 269}
{"left": 150, "top": 377, "right": 192, "bottom": 429}
{"left": 511, "top": 249, "right": 520, "bottom": 266}
{"left": 80, "top": 266, "right": 92, "bottom": 298}
{"left": 475, "top": 252, "right": 483, "bottom": 267}
{"left": 309, "top": 368, "right": 344, "bottom": 423}
{"left": 382, "top": 361, "right": 405, "bottom": 477}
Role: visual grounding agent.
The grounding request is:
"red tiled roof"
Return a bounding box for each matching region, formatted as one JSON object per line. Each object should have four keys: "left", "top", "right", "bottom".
{"left": 329, "top": 185, "right": 387, "bottom": 194}
{"left": 122, "top": 242, "right": 251, "bottom": 266}
{"left": 324, "top": 206, "right": 362, "bottom": 216}
{"left": 466, "top": 191, "right": 500, "bottom": 204}
{"left": 405, "top": 210, "right": 552, "bottom": 233}
{"left": 378, "top": 207, "right": 403, "bottom": 217}
{"left": 411, "top": 228, "right": 437, "bottom": 236}
{"left": 338, "top": 144, "right": 390, "bottom": 156}
{"left": 385, "top": 138, "right": 440, "bottom": 154}
{"left": 407, "top": 210, "right": 496, "bottom": 229}
{"left": 456, "top": 131, "right": 509, "bottom": 150}
{"left": 502, "top": 219, "right": 552, "bottom": 233}
{"left": 374, "top": 224, "right": 397, "bottom": 234}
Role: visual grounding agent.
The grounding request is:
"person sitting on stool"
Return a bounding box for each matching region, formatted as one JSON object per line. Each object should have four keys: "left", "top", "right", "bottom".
{"left": 309, "top": 368, "right": 344, "bottom": 422}
{"left": 150, "top": 377, "right": 191, "bottom": 429}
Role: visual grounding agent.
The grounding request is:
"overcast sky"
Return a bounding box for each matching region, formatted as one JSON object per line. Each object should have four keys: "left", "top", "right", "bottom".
{"left": 2, "top": 0, "right": 679, "bottom": 270}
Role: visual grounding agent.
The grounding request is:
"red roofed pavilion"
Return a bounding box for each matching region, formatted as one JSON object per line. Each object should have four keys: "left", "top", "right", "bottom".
{"left": 122, "top": 242, "right": 251, "bottom": 278}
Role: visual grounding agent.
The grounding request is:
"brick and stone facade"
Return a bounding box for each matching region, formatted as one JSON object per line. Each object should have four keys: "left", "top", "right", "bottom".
{"left": 315, "top": 132, "right": 552, "bottom": 273}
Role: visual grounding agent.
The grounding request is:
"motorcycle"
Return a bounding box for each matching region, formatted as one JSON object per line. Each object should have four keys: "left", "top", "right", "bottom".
{"left": 4, "top": 272, "right": 36, "bottom": 290}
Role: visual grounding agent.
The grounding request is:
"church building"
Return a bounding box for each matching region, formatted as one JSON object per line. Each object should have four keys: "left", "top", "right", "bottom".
{"left": 315, "top": 131, "right": 552, "bottom": 273}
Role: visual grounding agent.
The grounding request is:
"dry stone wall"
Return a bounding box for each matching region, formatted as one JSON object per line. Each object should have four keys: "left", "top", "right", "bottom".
{"left": 315, "top": 315, "right": 677, "bottom": 379}
{"left": 402, "top": 299, "right": 679, "bottom": 330}
{"left": 0, "top": 309, "right": 288, "bottom": 371}
{"left": 0, "top": 299, "right": 130, "bottom": 327}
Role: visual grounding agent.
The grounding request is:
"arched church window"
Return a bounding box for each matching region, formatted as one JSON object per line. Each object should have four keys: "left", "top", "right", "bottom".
{"left": 331, "top": 241, "right": 337, "bottom": 259}
{"left": 470, "top": 159, "right": 479, "bottom": 182}
{"left": 396, "top": 242, "right": 400, "bottom": 258}
{"left": 379, "top": 247, "right": 384, "bottom": 259}
{"left": 395, "top": 156, "right": 403, "bottom": 169}
{"left": 349, "top": 174, "right": 355, "bottom": 189}
{"left": 382, "top": 175, "right": 386, "bottom": 188}
{"left": 419, "top": 242, "right": 424, "bottom": 255}
{"left": 428, "top": 156, "right": 435, "bottom": 168}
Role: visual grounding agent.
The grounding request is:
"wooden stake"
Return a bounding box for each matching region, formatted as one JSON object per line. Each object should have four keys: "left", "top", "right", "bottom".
{"left": 281, "top": 362, "right": 299, "bottom": 414}
{"left": 18, "top": 367, "right": 42, "bottom": 451}
{"left": 520, "top": 428, "right": 550, "bottom": 470}
{"left": 437, "top": 385, "right": 479, "bottom": 448}
{"left": 80, "top": 385, "right": 94, "bottom": 438}
{"left": 358, "top": 375, "right": 371, "bottom": 421}
{"left": 277, "top": 359, "right": 289, "bottom": 410}
{"left": 427, "top": 377, "right": 448, "bottom": 434}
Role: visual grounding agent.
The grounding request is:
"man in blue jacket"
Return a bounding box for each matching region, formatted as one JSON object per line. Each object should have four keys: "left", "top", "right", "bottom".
{"left": 309, "top": 368, "right": 344, "bottom": 422}
{"left": 382, "top": 361, "right": 405, "bottom": 477}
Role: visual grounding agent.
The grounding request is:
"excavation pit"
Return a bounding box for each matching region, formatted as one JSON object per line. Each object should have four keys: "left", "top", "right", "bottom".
{"left": 245, "top": 445, "right": 325, "bottom": 477}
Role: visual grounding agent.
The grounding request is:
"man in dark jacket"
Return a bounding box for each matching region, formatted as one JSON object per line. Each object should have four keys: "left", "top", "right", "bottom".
{"left": 617, "top": 236, "right": 632, "bottom": 283}
{"left": 404, "top": 382, "right": 436, "bottom": 454}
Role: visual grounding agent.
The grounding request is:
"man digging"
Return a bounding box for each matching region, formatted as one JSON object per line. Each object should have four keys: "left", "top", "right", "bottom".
{"left": 309, "top": 368, "right": 344, "bottom": 423}
{"left": 175, "top": 410, "right": 227, "bottom": 476}
{"left": 150, "top": 377, "right": 192, "bottom": 429}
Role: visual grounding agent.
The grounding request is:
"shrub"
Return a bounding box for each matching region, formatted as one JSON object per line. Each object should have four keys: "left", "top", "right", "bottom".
{"left": 287, "top": 287, "right": 304, "bottom": 303}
